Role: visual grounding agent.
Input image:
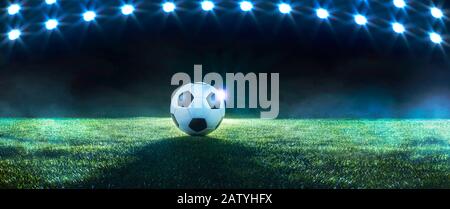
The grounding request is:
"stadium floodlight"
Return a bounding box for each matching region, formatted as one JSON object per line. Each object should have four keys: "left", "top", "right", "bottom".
{"left": 121, "top": 4, "right": 135, "bottom": 15}
{"left": 45, "top": 0, "right": 57, "bottom": 5}
{"left": 83, "top": 11, "right": 96, "bottom": 22}
{"left": 354, "top": 14, "right": 368, "bottom": 25}
{"left": 239, "top": 1, "right": 253, "bottom": 12}
{"left": 45, "top": 19, "right": 59, "bottom": 30}
{"left": 8, "top": 29, "right": 21, "bottom": 41}
{"left": 430, "top": 7, "right": 444, "bottom": 19}
{"left": 316, "top": 8, "right": 329, "bottom": 19}
{"left": 393, "top": 0, "right": 406, "bottom": 8}
{"left": 7, "top": 4, "right": 21, "bottom": 15}
{"left": 392, "top": 22, "right": 405, "bottom": 34}
{"left": 201, "top": 1, "right": 215, "bottom": 11}
{"left": 278, "top": 3, "right": 292, "bottom": 14}
{"left": 162, "top": 2, "right": 176, "bottom": 13}
{"left": 429, "top": 32, "right": 443, "bottom": 44}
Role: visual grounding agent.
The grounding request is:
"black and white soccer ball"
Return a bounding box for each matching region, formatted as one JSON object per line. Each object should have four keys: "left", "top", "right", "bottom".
{"left": 170, "top": 82, "right": 225, "bottom": 136}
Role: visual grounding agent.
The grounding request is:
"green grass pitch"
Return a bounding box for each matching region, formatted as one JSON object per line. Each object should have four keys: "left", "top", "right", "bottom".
{"left": 0, "top": 118, "right": 449, "bottom": 189}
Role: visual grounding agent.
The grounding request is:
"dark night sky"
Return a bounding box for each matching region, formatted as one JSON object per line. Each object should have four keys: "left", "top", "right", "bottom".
{"left": 0, "top": 0, "right": 449, "bottom": 118}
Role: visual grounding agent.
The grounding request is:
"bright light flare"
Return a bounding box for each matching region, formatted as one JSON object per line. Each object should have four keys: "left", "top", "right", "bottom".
{"left": 7, "top": 4, "right": 21, "bottom": 15}
{"left": 278, "top": 3, "right": 292, "bottom": 14}
{"left": 431, "top": 7, "right": 444, "bottom": 19}
{"left": 239, "top": 1, "right": 253, "bottom": 12}
{"left": 393, "top": 0, "right": 406, "bottom": 8}
{"left": 8, "top": 29, "right": 21, "bottom": 41}
{"left": 217, "top": 89, "right": 227, "bottom": 101}
{"left": 162, "top": 2, "right": 176, "bottom": 13}
{"left": 201, "top": 1, "right": 215, "bottom": 11}
{"left": 316, "top": 8, "right": 329, "bottom": 19}
{"left": 45, "top": 0, "right": 57, "bottom": 5}
{"left": 121, "top": 4, "right": 135, "bottom": 15}
{"left": 354, "top": 14, "right": 368, "bottom": 25}
{"left": 83, "top": 11, "right": 96, "bottom": 22}
{"left": 392, "top": 22, "right": 405, "bottom": 34}
{"left": 429, "top": 32, "right": 443, "bottom": 44}
{"left": 45, "top": 19, "right": 59, "bottom": 30}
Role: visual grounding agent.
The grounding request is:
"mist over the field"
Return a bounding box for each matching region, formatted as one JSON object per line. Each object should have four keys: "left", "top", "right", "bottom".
{"left": 0, "top": 39, "right": 449, "bottom": 118}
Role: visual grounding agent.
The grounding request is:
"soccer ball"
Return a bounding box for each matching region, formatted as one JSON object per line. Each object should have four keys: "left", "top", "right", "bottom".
{"left": 170, "top": 82, "right": 225, "bottom": 136}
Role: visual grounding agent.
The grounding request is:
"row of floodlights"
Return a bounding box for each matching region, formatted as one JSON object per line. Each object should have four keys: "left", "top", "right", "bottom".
{"left": 6, "top": 0, "right": 446, "bottom": 18}
{"left": 4, "top": 1, "right": 446, "bottom": 44}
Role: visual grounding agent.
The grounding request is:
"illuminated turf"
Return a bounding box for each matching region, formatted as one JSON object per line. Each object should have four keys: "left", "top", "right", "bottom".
{"left": 0, "top": 118, "right": 449, "bottom": 189}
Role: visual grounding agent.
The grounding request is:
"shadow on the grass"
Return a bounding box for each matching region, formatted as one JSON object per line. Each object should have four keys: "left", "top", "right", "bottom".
{"left": 71, "top": 136, "right": 285, "bottom": 189}
{"left": 3, "top": 134, "right": 448, "bottom": 188}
